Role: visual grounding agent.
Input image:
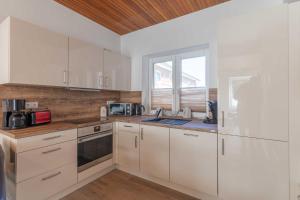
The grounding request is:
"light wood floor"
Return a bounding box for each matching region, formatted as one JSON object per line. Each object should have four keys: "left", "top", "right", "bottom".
{"left": 62, "top": 170, "right": 199, "bottom": 200}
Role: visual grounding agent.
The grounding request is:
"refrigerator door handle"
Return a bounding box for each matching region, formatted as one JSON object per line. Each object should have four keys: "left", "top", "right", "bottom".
{"left": 222, "top": 138, "right": 225, "bottom": 156}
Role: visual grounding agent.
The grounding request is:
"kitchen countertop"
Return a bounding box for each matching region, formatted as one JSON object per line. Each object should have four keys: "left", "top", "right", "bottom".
{"left": 0, "top": 122, "right": 78, "bottom": 139}
{"left": 111, "top": 116, "right": 218, "bottom": 133}
{"left": 0, "top": 116, "right": 218, "bottom": 139}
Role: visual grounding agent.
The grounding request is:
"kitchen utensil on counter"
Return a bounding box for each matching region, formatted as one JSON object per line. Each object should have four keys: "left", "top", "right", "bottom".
{"left": 27, "top": 109, "right": 51, "bottom": 126}
{"left": 182, "top": 107, "right": 192, "bottom": 119}
{"left": 203, "top": 101, "right": 218, "bottom": 124}
{"left": 100, "top": 106, "right": 107, "bottom": 118}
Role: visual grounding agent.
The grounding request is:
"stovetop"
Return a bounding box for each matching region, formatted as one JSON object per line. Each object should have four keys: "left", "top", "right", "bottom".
{"left": 66, "top": 117, "right": 111, "bottom": 127}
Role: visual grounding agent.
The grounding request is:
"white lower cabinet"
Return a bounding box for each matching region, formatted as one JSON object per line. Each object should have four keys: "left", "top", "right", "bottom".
{"left": 17, "top": 140, "right": 77, "bottom": 183}
{"left": 140, "top": 125, "right": 170, "bottom": 182}
{"left": 170, "top": 129, "right": 217, "bottom": 196}
{"left": 14, "top": 130, "right": 78, "bottom": 200}
{"left": 17, "top": 163, "right": 77, "bottom": 200}
{"left": 218, "top": 134, "right": 289, "bottom": 200}
{"left": 117, "top": 123, "right": 140, "bottom": 174}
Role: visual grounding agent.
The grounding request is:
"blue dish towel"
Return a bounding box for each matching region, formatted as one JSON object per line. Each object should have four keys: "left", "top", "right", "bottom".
{"left": 0, "top": 145, "right": 5, "bottom": 200}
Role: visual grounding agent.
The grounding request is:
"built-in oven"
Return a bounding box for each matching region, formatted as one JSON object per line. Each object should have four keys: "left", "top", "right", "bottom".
{"left": 77, "top": 123, "right": 113, "bottom": 172}
{"left": 108, "top": 103, "right": 133, "bottom": 116}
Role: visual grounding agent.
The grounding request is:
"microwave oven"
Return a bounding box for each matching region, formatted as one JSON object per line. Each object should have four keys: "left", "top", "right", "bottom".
{"left": 108, "top": 103, "right": 133, "bottom": 116}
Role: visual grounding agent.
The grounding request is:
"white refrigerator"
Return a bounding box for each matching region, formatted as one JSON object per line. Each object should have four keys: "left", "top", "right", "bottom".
{"left": 217, "top": 4, "right": 289, "bottom": 200}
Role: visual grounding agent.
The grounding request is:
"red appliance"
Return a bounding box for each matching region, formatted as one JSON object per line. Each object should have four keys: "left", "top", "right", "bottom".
{"left": 29, "top": 110, "right": 51, "bottom": 125}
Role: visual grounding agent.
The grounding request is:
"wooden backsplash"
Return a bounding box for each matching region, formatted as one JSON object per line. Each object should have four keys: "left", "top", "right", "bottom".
{"left": 0, "top": 85, "right": 141, "bottom": 123}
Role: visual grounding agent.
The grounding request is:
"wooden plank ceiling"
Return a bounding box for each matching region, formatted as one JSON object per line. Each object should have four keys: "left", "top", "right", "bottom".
{"left": 55, "top": 0, "right": 229, "bottom": 35}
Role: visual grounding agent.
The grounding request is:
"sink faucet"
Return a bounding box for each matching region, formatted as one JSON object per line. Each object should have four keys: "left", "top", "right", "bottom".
{"left": 155, "top": 108, "right": 162, "bottom": 119}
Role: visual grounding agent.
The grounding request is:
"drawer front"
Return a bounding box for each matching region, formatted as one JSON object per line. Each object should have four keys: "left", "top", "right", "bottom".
{"left": 17, "top": 140, "right": 77, "bottom": 183}
{"left": 118, "top": 122, "right": 139, "bottom": 133}
{"left": 16, "top": 129, "right": 77, "bottom": 153}
{"left": 17, "top": 163, "right": 77, "bottom": 200}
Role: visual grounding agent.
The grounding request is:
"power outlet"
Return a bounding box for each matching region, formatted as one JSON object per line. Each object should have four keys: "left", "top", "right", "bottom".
{"left": 25, "top": 102, "right": 39, "bottom": 109}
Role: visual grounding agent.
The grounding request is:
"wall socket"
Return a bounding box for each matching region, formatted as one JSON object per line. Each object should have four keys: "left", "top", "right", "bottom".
{"left": 25, "top": 102, "right": 39, "bottom": 109}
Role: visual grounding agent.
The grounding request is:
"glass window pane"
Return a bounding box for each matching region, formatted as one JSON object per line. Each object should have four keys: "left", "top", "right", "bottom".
{"left": 154, "top": 61, "right": 173, "bottom": 89}
{"left": 181, "top": 56, "right": 206, "bottom": 88}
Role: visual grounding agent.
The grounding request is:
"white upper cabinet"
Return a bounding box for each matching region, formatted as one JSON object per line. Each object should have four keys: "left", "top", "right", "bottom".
{"left": 218, "top": 135, "right": 289, "bottom": 200}
{"left": 103, "top": 49, "right": 131, "bottom": 91}
{"left": 170, "top": 129, "right": 217, "bottom": 196}
{"left": 140, "top": 125, "right": 169, "bottom": 182}
{"left": 217, "top": 5, "right": 289, "bottom": 141}
{"left": 0, "top": 17, "right": 68, "bottom": 87}
{"left": 69, "top": 37, "right": 104, "bottom": 89}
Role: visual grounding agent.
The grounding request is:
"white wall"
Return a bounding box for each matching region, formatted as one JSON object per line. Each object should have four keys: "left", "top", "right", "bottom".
{"left": 121, "top": 0, "right": 285, "bottom": 91}
{"left": 0, "top": 0, "right": 120, "bottom": 51}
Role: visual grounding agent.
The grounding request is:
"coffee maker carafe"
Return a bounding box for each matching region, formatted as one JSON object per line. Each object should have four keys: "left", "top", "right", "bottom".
{"left": 2, "top": 99, "right": 27, "bottom": 129}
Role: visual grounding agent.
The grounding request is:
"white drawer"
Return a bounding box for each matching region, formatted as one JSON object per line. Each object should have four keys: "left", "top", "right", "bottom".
{"left": 17, "top": 140, "right": 77, "bottom": 183}
{"left": 118, "top": 122, "right": 139, "bottom": 133}
{"left": 16, "top": 163, "right": 77, "bottom": 200}
{"left": 16, "top": 129, "right": 77, "bottom": 153}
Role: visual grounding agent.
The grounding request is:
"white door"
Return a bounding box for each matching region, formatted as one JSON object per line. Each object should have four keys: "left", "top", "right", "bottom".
{"left": 69, "top": 37, "right": 103, "bottom": 89}
{"left": 218, "top": 134, "right": 289, "bottom": 200}
{"left": 10, "top": 17, "right": 68, "bottom": 87}
{"left": 117, "top": 130, "right": 139, "bottom": 174}
{"left": 218, "top": 5, "right": 289, "bottom": 141}
{"left": 170, "top": 129, "right": 217, "bottom": 196}
{"left": 140, "top": 125, "right": 169, "bottom": 181}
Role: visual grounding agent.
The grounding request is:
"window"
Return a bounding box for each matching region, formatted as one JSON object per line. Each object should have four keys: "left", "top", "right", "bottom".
{"left": 149, "top": 47, "right": 209, "bottom": 113}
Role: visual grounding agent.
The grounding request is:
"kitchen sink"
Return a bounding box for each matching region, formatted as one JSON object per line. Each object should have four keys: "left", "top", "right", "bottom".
{"left": 142, "top": 118, "right": 191, "bottom": 125}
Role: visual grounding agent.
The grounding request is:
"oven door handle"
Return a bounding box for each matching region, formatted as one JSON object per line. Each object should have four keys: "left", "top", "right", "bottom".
{"left": 78, "top": 131, "right": 112, "bottom": 143}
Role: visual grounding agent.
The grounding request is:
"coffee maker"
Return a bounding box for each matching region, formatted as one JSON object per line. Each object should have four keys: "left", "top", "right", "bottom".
{"left": 203, "top": 101, "right": 218, "bottom": 124}
{"left": 2, "top": 99, "right": 27, "bottom": 129}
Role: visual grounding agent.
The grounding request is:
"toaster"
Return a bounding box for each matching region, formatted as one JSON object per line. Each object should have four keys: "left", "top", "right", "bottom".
{"left": 28, "top": 109, "right": 51, "bottom": 125}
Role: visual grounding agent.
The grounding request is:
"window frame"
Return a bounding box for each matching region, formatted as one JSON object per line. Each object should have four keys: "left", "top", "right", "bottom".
{"left": 147, "top": 46, "right": 210, "bottom": 114}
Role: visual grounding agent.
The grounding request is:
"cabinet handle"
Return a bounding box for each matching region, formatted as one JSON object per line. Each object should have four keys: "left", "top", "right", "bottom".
{"left": 221, "top": 111, "right": 225, "bottom": 127}
{"left": 98, "top": 73, "right": 103, "bottom": 89}
{"left": 124, "top": 125, "right": 133, "bottom": 128}
{"left": 42, "top": 147, "right": 62, "bottom": 154}
{"left": 222, "top": 138, "right": 225, "bottom": 155}
{"left": 63, "top": 70, "right": 67, "bottom": 84}
{"left": 141, "top": 128, "right": 144, "bottom": 140}
{"left": 41, "top": 171, "right": 62, "bottom": 181}
{"left": 43, "top": 135, "right": 62, "bottom": 141}
{"left": 135, "top": 136, "right": 138, "bottom": 148}
{"left": 184, "top": 133, "right": 199, "bottom": 137}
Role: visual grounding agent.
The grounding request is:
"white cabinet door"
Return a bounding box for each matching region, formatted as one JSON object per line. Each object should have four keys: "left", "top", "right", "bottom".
{"left": 17, "top": 140, "right": 77, "bottom": 183}
{"left": 170, "top": 129, "right": 217, "bottom": 196}
{"left": 103, "top": 50, "right": 131, "bottom": 91}
{"left": 289, "top": 2, "right": 300, "bottom": 199}
{"left": 218, "top": 135, "right": 289, "bottom": 200}
{"left": 217, "top": 5, "right": 289, "bottom": 141}
{"left": 69, "top": 37, "right": 103, "bottom": 89}
{"left": 117, "top": 128, "right": 139, "bottom": 174}
{"left": 17, "top": 163, "right": 77, "bottom": 200}
{"left": 120, "top": 56, "right": 131, "bottom": 91}
{"left": 140, "top": 125, "right": 169, "bottom": 181}
{"left": 9, "top": 17, "right": 68, "bottom": 87}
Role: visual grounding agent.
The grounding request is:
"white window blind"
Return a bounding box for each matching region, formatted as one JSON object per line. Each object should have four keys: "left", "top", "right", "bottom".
{"left": 149, "top": 47, "right": 209, "bottom": 113}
